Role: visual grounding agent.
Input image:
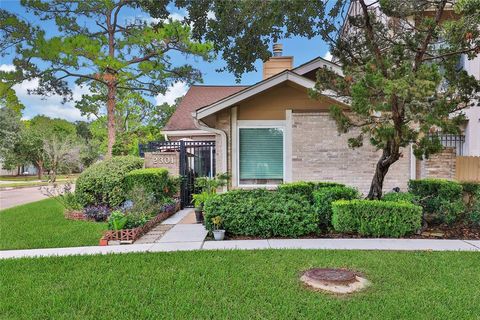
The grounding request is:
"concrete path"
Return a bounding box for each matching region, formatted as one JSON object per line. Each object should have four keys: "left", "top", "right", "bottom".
{"left": 1, "top": 238, "right": 478, "bottom": 260}
{"left": 0, "top": 186, "right": 48, "bottom": 210}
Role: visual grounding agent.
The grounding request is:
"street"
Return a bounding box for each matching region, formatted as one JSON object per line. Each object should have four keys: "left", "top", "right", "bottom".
{"left": 0, "top": 186, "right": 49, "bottom": 210}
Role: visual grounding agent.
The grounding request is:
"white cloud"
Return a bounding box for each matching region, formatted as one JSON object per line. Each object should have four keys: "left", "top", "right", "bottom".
{"left": 323, "top": 51, "right": 333, "bottom": 61}
{"left": 13, "top": 78, "right": 89, "bottom": 122}
{"left": 155, "top": 82, "right": 188, "bottom": 105}
{"left": 0, "top": 64, "right": 16, "bottom": 72}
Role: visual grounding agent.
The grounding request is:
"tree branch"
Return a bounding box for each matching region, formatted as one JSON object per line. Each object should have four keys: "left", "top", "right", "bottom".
{"left": 413, "top": 0, "right": 447, "bottom": 72}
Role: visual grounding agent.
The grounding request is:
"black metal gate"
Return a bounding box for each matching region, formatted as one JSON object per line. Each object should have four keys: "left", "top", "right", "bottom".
{"left": 139, "top": 140, "right": 216, "bottom": 208}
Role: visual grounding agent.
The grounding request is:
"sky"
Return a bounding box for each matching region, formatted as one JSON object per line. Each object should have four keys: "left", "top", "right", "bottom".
{"left": 0, "top": 0, "right": 331, "bottom": 122}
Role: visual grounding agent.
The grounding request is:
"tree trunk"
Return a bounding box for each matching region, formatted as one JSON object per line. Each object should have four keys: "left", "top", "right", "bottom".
{"left": 367, "top": 146, "right": 400, "bottom": 200}
{"left": 36, "top": 161, "right": 43, "bottom": 180}
{"left": 367, "top": 159, "right": 391, "bottom": 200}
{"left": 106, "top": 81, "right": 117, "bottom": 158}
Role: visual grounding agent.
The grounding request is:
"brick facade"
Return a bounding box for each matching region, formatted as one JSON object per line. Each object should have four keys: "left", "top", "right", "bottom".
{"left": 419, "top": 147, "right": 456, "bottom": 179}
{"left": 291, "top": 112, "right": 411, "bottom": 195}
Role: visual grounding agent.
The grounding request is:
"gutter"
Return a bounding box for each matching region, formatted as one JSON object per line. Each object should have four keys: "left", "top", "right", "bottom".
{"left": 192, "top": 112, "right": 228, "bottom": 175}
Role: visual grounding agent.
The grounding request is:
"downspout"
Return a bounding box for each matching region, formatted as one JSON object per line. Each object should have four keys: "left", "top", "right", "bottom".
{"left": 192, "top": 111, "right": 228, "bottom": 177}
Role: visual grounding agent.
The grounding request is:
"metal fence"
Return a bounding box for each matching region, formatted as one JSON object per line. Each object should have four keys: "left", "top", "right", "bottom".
{"left": 139, "top": 140, "right": 216, "bottom": 208}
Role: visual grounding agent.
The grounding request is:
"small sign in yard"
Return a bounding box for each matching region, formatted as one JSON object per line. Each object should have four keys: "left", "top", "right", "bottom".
{"left": 144, "top": 151, "right": 180, "bottom": 176}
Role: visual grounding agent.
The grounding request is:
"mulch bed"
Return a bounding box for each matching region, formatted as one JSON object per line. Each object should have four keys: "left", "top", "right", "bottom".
{"left": 225, "top": 223, "right": 480, "bottom": 241}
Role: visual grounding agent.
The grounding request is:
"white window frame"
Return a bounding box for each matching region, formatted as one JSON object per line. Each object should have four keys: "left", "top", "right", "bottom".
{"left": 236, "top": 120, "right": 286, "bottom": 188}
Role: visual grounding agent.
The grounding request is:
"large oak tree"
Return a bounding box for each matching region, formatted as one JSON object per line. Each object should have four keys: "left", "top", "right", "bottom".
{"left": 1, "top": 0, "right": 212, "bottom": 157}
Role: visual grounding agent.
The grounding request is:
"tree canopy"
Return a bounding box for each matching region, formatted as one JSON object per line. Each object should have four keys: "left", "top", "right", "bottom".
{"left": 1, "top": 0, "right": 213, "bottom": 157}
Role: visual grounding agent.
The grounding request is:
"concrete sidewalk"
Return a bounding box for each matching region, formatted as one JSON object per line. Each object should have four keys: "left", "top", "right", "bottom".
{"left": 1, "top": 238, "right": 478, "bottom": 260}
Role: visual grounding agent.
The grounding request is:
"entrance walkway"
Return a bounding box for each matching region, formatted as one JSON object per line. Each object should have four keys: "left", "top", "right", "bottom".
{"left": 135, "top": 208, "right": 208, "bottom": 244}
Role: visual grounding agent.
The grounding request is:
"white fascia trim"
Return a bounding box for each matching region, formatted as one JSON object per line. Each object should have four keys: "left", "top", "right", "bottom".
{"left": 195, "top": 71, "right": 316, "bottom": 120}
{"left": 161, "top": 130, "right": 214, "bottom": 136}
{"left": 293, "top": 57, "right": 344, "bottom": 77}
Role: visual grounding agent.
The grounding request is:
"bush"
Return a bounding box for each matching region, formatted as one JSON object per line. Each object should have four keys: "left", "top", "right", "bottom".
{"left": 124, "top": 168, "right": 178, "bottom": 202}
{"left": 75, "top": 156, "right": 143, "bottom": 207}
{"left": 203, "top": 189, "right": 318, "bottom": 238}
{"left": 122, "top": 186, "right": 163, "bottom": 229}
{"left": 408, "top": 179, "right": 465, "bottom": 225}
{"left": 278, "top": 181, "right": 345, "bottom": 202}
{"left": 313, "top": 186, "right": 360, "bottom": 229}
{"left": 382, "top": 192, "right": 415, "bottom": 203}
{"left": 462, "top": 182, "right": 480, "bottom": 226}
{"left": 332, "top": 200, "right": 422, "bottom": 237}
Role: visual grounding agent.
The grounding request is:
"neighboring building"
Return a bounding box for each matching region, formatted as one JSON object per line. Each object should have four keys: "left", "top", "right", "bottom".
{"left": 162, "top": 5, "right": 479, "bottom": 194}
{"left": 0, "top": 159, "right": 38, "bottom": 176}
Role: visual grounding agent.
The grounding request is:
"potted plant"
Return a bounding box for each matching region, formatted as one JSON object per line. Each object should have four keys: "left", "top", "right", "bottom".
{"left": 192, "top": 191, "right": 208, "bottom": 223}
{"left": 211, "top": 216, "right": 225, "bottom": 241}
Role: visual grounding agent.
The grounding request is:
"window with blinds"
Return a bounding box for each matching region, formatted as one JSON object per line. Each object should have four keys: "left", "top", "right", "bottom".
{"left": 239, "top": 127, "right": 284, "bottom": 185}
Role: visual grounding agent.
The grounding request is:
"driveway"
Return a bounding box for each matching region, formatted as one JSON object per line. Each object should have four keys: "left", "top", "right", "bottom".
{"left": 0, "top": 186, "right": 49, "bottom": 210}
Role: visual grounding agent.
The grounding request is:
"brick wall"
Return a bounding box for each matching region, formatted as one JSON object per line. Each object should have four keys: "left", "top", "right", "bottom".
{"left": 420, "top": 147, "right": 456, "bottom": 179}
{"left": 291, "top": 112, "right": 411, "bottom": 195}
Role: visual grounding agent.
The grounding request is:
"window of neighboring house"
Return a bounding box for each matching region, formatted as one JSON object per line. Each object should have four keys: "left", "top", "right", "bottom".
{"left": 238, "top": 127, "right": 284, "bottom": 185}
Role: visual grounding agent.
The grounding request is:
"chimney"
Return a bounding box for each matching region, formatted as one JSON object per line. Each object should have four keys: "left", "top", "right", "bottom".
{"left": 263, "top": 43, "right": 293, "bottom": 79}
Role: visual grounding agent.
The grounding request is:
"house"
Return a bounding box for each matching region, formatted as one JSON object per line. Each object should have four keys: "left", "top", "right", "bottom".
{"left": 162, "top": 17, "right": 479, "bottom": 194}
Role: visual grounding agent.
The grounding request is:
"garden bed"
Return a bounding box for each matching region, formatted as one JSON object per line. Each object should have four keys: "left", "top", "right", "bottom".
{"left": 99, "top": 200, "right": 180, "bottom": 245}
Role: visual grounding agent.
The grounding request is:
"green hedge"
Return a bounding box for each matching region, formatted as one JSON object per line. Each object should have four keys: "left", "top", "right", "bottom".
{"left": 381, "top": 192, "right": 415, "bottom": 203}
{"left": 75, "top": 156, "right": 143, "bottom": 207}
{"left": 124, "top": 168, "right": 178, "bottom": 202}
{"left": 408, "top": 179, "right": 465, "bottom": 224}
{"left": 332, "top": 200, "right": 422, "bottom": 237}
{"left": 203, "top": 189, "right": 318, "bottom": 238}
{"left": 462, "top": 182, "right": 480, "bottom": 226}
{"left": 313, "top": 186, "right": 360, "bottom": 229}
{"left": 277, "top": 181, "right": 345, "bottom": 202}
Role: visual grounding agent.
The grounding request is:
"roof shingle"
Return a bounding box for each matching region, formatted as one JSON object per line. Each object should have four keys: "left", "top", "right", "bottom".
{"left": 163, "top": 85, "right": 248, "bottom": 131}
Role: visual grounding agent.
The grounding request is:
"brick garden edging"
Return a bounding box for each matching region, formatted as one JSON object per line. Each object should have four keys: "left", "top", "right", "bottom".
{"left": 99, "top": 201, "right": 181, "bottom": 246}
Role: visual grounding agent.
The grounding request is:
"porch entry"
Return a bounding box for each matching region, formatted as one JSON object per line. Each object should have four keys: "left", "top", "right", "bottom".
{"left": 139, "top": 140, "right": 216, "bottom": 208}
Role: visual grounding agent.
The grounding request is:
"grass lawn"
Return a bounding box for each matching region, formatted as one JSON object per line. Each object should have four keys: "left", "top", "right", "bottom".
{"left": 0, "top": 198, "right": 106, "bottom": 250}
{"left": 1, "top": 250, "right": 479, "bottom": 319}
{"left": 0, "top": 174, "right": 79, "bottom": 181}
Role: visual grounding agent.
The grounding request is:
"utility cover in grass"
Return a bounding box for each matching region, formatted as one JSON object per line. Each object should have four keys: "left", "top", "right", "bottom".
{"left": 300, "top": 268, "right": 369, "bottom": 294}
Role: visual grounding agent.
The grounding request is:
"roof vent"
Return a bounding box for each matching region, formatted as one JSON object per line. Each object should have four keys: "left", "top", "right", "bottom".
{"left": 272, "top": 43, "right": 283, "bottom": 57}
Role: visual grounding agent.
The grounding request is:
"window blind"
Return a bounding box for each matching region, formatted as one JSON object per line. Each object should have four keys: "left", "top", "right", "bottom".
{"left": 239, "top": 128, "right": 283, "bottom": 180}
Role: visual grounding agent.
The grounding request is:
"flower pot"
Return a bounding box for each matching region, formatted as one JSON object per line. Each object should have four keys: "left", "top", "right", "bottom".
{"left": 194, "top": 209, "right": 204, "bottom": 224}
{"left": 213, "top": 230, "right": 225, "bottom": 241}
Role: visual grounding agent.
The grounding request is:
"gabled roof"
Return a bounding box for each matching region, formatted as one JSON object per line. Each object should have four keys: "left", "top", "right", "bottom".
{"left": 163, "top": 85, "right": 248, "bottom": 131}
{"left": 293, "top": 56, "right": 344, "bottom": 76}
{"left": 195, "top": 71, "right": 317, "bottom": 119}
{"left": 195, "top": 70, "right": 349, "bottom": 120}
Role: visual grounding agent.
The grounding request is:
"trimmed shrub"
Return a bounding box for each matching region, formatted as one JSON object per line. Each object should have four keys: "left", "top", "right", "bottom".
{"left": 313, "top": 186, "right": 360, "bottom": 229}
{"left": 408, "top": 179, "right": 465, "bottom": 225}
{"left": 462, "top": 182, "right": 480, "bottom": 226}
{"left": 332, "top": 200, "right": 422, "bottom": 237}
{"left": 75, "top": 156, "right": 143, "bottom": 207}
{"left": 382, "top": 192, "right": 415, "bottom": 203}
{"left": 203, "top": 189, "right": 318, "bottom": 238}
{"left": 124, "top": 168, "right": 178, "bottom": 202}
{"left": 278, "top": 181, "right": 345, "bottom": 202}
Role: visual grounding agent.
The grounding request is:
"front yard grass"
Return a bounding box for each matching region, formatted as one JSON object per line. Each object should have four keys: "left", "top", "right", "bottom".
{"left": 1, "top": 250, "right": 479, "bottom": 319}
{"left": 0, "top": 198, "right": 106, "bottom": 250}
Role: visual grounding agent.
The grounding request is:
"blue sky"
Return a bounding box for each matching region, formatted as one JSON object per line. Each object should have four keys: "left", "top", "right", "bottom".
{"left": 0, "top": 0, "right": 331, "bottom": 122}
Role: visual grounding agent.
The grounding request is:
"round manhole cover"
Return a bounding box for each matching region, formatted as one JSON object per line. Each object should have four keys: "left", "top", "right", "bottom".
{"left": 303, "top": 268, "right": 356, "bottom": 285}
{"left": 300, "top": 268, "right": 369, "bottom": 294}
